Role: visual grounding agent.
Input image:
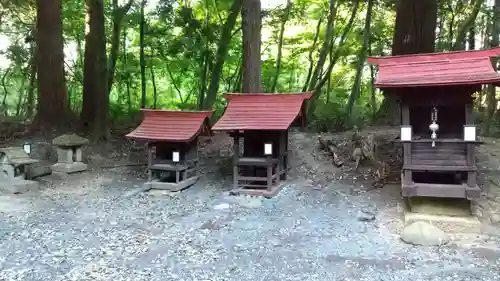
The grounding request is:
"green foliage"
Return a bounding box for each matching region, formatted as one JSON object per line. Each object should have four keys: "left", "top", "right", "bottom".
{"left": 0, "top": 0, "right": 495, "bottom": 133}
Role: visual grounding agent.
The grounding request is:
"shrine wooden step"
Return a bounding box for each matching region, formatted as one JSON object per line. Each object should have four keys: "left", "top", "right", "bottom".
{"left": 402, "top": 182, "right": 481, "bottom": 199}
{"left": 403, "top": 164, "right": 477, "bottom": 172}
{"left": 151, "top": 163, "right": 188, "bottom": 171}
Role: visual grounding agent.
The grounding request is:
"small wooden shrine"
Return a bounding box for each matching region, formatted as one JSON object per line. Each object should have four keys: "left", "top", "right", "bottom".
{"left": 126, "top": 110, "right": 214, "bottom": 191}
{"left": 368, "top": 47, "right": 500, "bottom": 200}
{"left": 212, "top": 92, "right": 312, "bottom": 197}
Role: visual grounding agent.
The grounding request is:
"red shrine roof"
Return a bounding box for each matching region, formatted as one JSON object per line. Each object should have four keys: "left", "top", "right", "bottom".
{"left": 212, "top": 92, "right": 313, "bottom": 131}
{"left": 368, "top": 47, "right": 500, "bottom": 88}
{"left": 126, "top": 110, "right": 214, "bottom": 142}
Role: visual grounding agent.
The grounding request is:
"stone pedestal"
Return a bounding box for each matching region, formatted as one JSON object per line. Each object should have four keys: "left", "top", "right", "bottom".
{"left": 0, "top": 179, "right": 39, "bottom": 194}
{"left": 52, "top": 134, "right": 88, "bottom": 174}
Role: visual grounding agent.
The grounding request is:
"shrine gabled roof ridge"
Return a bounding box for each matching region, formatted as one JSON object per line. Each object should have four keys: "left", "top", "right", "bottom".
{"left": 140, "top": 109, "right": 215, "bottom": 114}
{"left": 126, "top": 109, "right": 214, "bottom": 142}
{"left": 368, "top": 47, "right": 500, "bottom": 88}
{"left": 212, "top": 92, "right": 313, "bottom": 131}
{"left": 368, "top": 46, "right": 500, "bottom": 66}
{"left": 371, "top": 56, "right": 488, "bottom": 67}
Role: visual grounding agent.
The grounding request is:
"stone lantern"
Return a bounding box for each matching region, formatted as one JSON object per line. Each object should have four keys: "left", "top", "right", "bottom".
{"left": 52, "top": 134, "right": 89, "bottom": 174}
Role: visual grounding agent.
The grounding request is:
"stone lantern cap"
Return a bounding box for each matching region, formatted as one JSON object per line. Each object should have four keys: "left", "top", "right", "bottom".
{"left": 52, "top": 134, "right": 89, "bottom": 147}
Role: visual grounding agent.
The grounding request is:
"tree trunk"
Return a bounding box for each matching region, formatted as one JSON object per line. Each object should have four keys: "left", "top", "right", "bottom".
{"left": 108, "top": 0, "right": 134, "bottom": 95}
{"left": 150, "top": 61, "right": 158, "bottom": 109}
{"left": 81, "top": 0, "right": 109, "bottom": 140}
{"left": 484, "top": 0, "right": 500, "bottom": 135}
{"left": 376, "top": 0, "right": 437, "bottom": 125}
{"left": 468, "top": 25, "right": 475, "bottom": 50}
{"left": 436, "top": 1, "right": 446, "bottom": 52}
{"left": 26, "top": 43, "right": 37, "bottom": 120}
{"left": 16, "top": 72, "right": 27, "bottom": 116}
{"left": 369, "top": 43, "right": 377, "bottom": 118}
{"left": 241, "top": 0, "right": 262, "bottom": 93}
{"left": 302, "top": 15, "right": 323, "bottom": 92}
{"left": 307, "top": 1, "right": 359, "bottom": 116}
{"left": 139, "top": 0, "right": 147, "bottom": 108}
{"left": 308, "top": 0, "right": 336, "bottom": 91}
{"left": 123, "top": 28, "right": 132, "bottom": 115}
{"left": 1, "top": 68, "right": 10, "bottom": 115}
{"left": 203, "top": 0, "right": 242, "bottom": 109}
{"left": 270, "top": 0, "right": 292, "bottom": 93}
{"left": 34, "top": 0, "right": 71, "bottom": 130}
{"left": 345, "top": 0, "right": 373, "bottom": 124}
{"left": 452, "top": 0, "right": 484, "bottom": 51}
{"left": 198, "top": 1, "right": 210, "bottom": 110}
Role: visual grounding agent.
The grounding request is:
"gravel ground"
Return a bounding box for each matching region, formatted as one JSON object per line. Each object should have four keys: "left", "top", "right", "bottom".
{"left": 1, "top": 132, "right": 500, "bottom": 281}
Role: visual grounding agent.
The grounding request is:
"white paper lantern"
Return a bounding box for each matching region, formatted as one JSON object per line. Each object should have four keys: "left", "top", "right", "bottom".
{"left": 464, "top": 125, "right": 476, "bottom": 142}
{"left": 23, "top": 143, "right": 31, "bottom": 154}
{"left": 400, "top": 126, "right": 412, "bottom": 142}
{"left": 264, "top": 143, "right": 273, "bottom": 156}
{"left": 172, "top": 151, "right": 180, "bottom": 162}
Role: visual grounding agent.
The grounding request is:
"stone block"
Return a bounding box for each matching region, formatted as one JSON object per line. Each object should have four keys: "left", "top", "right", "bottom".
{"left": 52, "top": 162, "right": 87, "bottom": 174}
{"left": 0, "top": 180, "right": 39, "bottom": 194}
{"left": 57, "top": 148, "right": 73, "bottom": 164}
{"left": 26, "top": 161, "right": 52, "bottom": 179}
{"left": 52, "top": 134, "right": 89, "bottom": 147}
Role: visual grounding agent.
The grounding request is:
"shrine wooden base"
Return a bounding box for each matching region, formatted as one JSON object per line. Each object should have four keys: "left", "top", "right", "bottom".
{"left": 230, "top": 180, "right": 287, "bottom": 198}
{"left": 144, "top": 176, "right": 199, "bottom": 192}
{"left": 402, "top": 196, "right": 482, "bottom": 234}
{"left": 402, "top": 182, "right": 481, "bottom": 200}
{"left": 231, "top": 157, "right": 287, "bottom": 198}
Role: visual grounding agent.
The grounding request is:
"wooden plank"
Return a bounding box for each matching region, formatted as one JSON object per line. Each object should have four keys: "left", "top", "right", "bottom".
{"left": 403, "top": 170, "right": 412, "bottom": 185}
{"left": 280, "top": 130, "right": 287, "bottom": 180}
{"left": 403, "top": 164, "right": 477, "bottom": 171}
{"left": 404, "top": 143, "right": 411, "bottom": 165}
{"left": 411, "top": 159, "right": 467, "bottom": 166}
{"left": 411, "top": 153, "right": 466, "bottom": 161}
{"left": 150, "top": 163, "right": 188, "bottom": 171}
{"left": 466, "top": 143, "right": 475, "bottom": 166}
{"left": 233, "top": 134, "right": 239, "bottom": 190}
{"left": 147, "top": 144, "right": 153, "bottom": 182}
{"left": 238, "top": 157, "right": 280, "bottom": 166}
{"left": 410, "top": 139, "right": 467, "bottom": 143}
{"left": 237, "top": 184, "right": 269, "bottom": 188}
{"left": 238, "top": 176, "right": 269, "bottom": 182}
{"left": 148, "top": 176, "right": 199, "bottom": 192}
{"left": 467, "top": 171, "right": 477, "bottom": 187}
{"left": 402, "top": 183, "right": 467, "bottom": 198}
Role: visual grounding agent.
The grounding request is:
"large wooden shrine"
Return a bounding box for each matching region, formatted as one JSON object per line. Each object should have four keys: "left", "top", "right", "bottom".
{"left": 368, "top": 47, "right": 500, "bottom": 200}
{"left": 126, "top": 110, "right": 214, "bottom": 191}
{"left": 212, "top": 92, "right": 312, "bottom": 197}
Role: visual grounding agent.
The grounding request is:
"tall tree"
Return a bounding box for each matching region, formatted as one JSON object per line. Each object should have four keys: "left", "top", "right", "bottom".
{"left": 307, "top": 0, "right": 359, "bottom": 115}
{"left": 203, "top": 0, "right": 242, "bottom": 109}
{"left": 241, "top": 0, "right": 262, "bottom": 93}
{"left": 452, "top": 0, "right": 484, "bottom": 51}
{"left": 484, "top": 0, "right": 500, "bottom": 135}
{"left": 139, "top": 0, "right": 147, "bottom": 108}
{"left": 270, "top": 0, "right": 292, "bottom": 93}
{"left": 376, "top": 0, "right": 438, "bottom": 124}
{"left": 81, "top": 0, "right": 109, "bottom": 140}
{"left": 107, "top": 0, "right": 134, "bottom": 95}
{"left": 33, "top": 0, "right": 71, "bottom": 130}
{"left": 345, "top": 0, "right": 373, "bottom": 124}
{"left": 307, "top": 0, "right": 336, "bottom": 91}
